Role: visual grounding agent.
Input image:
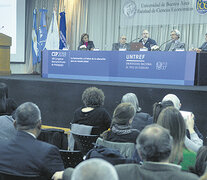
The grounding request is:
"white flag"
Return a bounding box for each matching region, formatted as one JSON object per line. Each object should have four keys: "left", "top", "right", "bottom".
{"left": 45, "top": 11, "right": 59, "bottom": 50}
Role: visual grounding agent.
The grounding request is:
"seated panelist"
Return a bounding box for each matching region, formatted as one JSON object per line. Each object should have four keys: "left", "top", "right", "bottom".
{"left": 194, "top": 33, "right": 207, "bottom": 53}
{"left": 165, "top": 29, "right": 185, "bottom": 51}
{"left": 78, "top": 33, "right": 95, "bottom": 51}
{"left": 112, "top": 36, "right": 131, "bottom": 51}
{"left": 139, "top": 30, "right": 157, "bottom": 51}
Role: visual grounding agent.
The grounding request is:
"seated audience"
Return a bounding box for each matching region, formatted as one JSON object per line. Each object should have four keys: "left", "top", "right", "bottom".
{"left": 0, "top": 102, "right": 64, "bottom": 179}
{"left": 121, "top": 93, "right": 152, "bottom": 131}
{"left": 0, "top": 82, "right": 17, "bottom": 116}
{"left": 112, "top": 35, "right": 130, "bottom": 51}
{"left": 71, "top": 158, "right": 118, "bottom": 180}
{"left": 194, "top": 33, "right": 207, "bottom": 53}
{"left": 162, "top": 94, "right": 203, "bottom": 152}
{"left": 72, "top": 87, "right": 111, "bottom": 135}
{"left": 165, "top": 29, "right": 185, "bottom": 51}
{"left": 190, "top": 146, "right": 207, "bottom": 177}
{"left": 157, "top": 107, "right": 197, "bottom": 170}
{"left": 78, "top": 33, "right": 95, "bottom": 50}
{"left": 115, "top": 124, "right": 198, "bottom": 180}
{"left": 101, "top": 103, "right": 139, "bottom": 143}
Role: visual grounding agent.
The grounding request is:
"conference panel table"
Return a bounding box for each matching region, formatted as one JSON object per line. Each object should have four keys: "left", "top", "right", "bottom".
{"left": 42, "top": 50, "right": 199, "bottom": 86}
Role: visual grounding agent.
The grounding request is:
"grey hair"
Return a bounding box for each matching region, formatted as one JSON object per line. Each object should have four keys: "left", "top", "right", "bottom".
{"left": 15, "top": 102, "right": 41, "bottom": 130}
{"left": 71, "top": 158, "right": 119, "bottom": 180}
{"left": 136, "top": 124, "right": 173, "bottom": 162}
{"left": 121, "top": 93, "right": 141, "bottom": 112}
{"left": 162, "top": 94, "right": 181, "bottom": 110}
{"left": 172, "top": 29, "right": 181, "bottom": 38}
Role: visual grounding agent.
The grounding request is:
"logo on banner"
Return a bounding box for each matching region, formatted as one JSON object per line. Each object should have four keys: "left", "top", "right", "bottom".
{"left": 51, "top": 51, "right": 66, "bottom": 57}
{"left": 196, "top": 0, "right": 207, "bottom": 14}
{"left": 123, "top": 1, "right": 137, "bottom": 17}
{"left": 156, "top": 62, "right": 167, "bottom": 70}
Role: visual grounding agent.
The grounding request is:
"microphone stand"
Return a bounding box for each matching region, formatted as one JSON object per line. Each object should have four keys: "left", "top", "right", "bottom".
{"left": 158, "top": 39, "right": 172, "bottom": 51}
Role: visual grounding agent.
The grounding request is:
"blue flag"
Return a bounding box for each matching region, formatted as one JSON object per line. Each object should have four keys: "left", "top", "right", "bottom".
{"left": 37, "top": 9, "right": 48, "bottom": 63}
{"left": 32, "top": 9, "right": 38, "bottom": 65}
{"left": 59, "top": 11, "right": 67, "bottom": 49}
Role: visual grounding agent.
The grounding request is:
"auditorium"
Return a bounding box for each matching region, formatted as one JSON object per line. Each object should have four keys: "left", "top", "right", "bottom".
{"left": 0, "top": 0, "right": 207, "bottom": 179}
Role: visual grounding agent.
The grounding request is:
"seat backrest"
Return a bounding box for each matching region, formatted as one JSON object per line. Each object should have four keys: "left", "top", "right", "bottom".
{"left": 0, "top": 173, "right": 44, "bottom": 180}
{"left": 68, "top": 124, "right": 93, "bottom": 151}
{"left": 38, "top": 128, "right": 68, "bottom": 150}
{"left": 59, "top": 150, "right": 83, "bottom": 168}
{"left": 71, "top": 133, "right": 98, "bottom": 155}
{"left": 96, "top": 137, "right": 136, "bottom": 158}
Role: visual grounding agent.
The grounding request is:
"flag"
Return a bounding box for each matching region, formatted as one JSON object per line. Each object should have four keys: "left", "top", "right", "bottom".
{"left": 45, "top": 11, "right": 59, "bottom": 50}
{"left": 37, "top": 9, "right": 48, "bottom": 63}
{"left": 32, "top": 9, "right": 38, "bottom": 65}
{"left": 59, "top": 11, "right": 67, "bottom": 49}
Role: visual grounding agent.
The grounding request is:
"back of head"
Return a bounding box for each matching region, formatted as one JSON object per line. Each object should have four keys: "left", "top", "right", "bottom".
{"left": 162, "top": 94, "right": 181, "bottom": 110}
{"left": 157, "top": 107, "right": 186, "bottom": 163}
{"left": 15, "top": 102, "right": 41, "bottom": 130}
{"left": 153, "top": 100, "right": 174, "bottom": 123}
{"left": 136, "top": 124, "right": 172, "bottom": 162}
{"left": 195, "top": 146, "right": 207, "bottom": 176}
{"left": 82, "top": 87, "right": 105, "bottom": 108}
{"left": 121, "top": 93, "right": 141, "bottom": 112}
{"left": 112, "top": 103, "right": 135, "bottom": 126}
{"left": 71, "top": 158, "right": 118, "bottom": 180}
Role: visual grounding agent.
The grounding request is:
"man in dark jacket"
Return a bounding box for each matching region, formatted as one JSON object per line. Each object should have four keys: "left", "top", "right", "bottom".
{"left": 115, "top": 124, "right": 199, "bottom": 180}
{"left": 0, "top": 102, "right": 64, "bottom": 179}
{"left": 139, "top": 30, "right": 157, "bottom": 51}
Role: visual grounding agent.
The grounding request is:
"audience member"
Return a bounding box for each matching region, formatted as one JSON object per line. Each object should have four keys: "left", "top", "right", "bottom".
{"left": 165, "top": 29, "right": 185, "bottom": 51}
{"left": 190, "top": 146, "right": 207, "bottom": 176}
{"left": 157, "top": 107, "right": 196, "bottom": 170}
{"left": 72, "top": 87, "right": 111, "bottom": 135}
{"left": 162, "top": 94, "right": 203, "bottom": 152}
{"left": 0, "top": 102, "right": 64, "bottom": 179}
{"left": 152, "top": 100, "right": 174, "bottom": 123}
{"left": 101, "top": 103, "right": 139, "bottom": 143}
{"left": 115, "top": 124, "right": 198, "bottom": 180}
{"left": 70, "top": 158, "right": 118, "bottom": 180}
{"left": 112, "top": 35, "right": 131, "bottom": 51}
{"left": 78, "top": 33, "right": 95, "bottom": 50}
{"left": 121, "top": 93, "right": 152, "bottom": 132}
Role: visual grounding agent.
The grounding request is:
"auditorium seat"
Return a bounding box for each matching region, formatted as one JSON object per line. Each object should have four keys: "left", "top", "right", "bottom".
{"left": 38, "top": 128, "right": 68, "bottom": 150}
{"left": 96, "top": 137, "right": 136, "bottom": 158}
{"left": 0, "top": 172, "right": 43, "bottom": 180}
{"left": 59, "top": 150, "right": 83, "bottom": 168}
{"left": 71, "top": 132, "right": 99, "bottom": 155}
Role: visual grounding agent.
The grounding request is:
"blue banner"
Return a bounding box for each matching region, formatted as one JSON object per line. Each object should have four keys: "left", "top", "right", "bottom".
{"left": 42, "top": 50, "right": 197, "bottom": 86}
{"left": 32, "top": 9, "right": 38, "bottom": 65}
{"left": 37, "top": 9, "right": 48, "bottom": 63}
{"left": 59, "top": 12, "right": 67, "bottom": 49}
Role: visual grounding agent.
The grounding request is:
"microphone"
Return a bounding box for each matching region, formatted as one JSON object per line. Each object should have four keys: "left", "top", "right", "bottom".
{"left": 158, "top": 39, "right": 172, "bottom": 51}
{"left": 131, "top": 37, "right": 141, "bottom": 42}
{"left": 0, "top": 26, "right": 4, "bottom": 31}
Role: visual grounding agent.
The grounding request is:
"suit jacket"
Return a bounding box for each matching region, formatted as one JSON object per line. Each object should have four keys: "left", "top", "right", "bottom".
{"left": 78, "top": 41, "right": 95, "bottom": 50}
{"left": 0, "top": 131, "right": 64, "bottom": 179}
{"left": 199, "top": 42, "right": 207, "bottom": 52}
{"left": 165, "top": 40, "right": 185, "bottom": 51}
{"left": 139, "top": 38, "right": 157, "bottom": 51}
{"left": 115, "top": 162, "right": 199, "bottom": 180}
{"left": 112, "top": 43, "right": 131, "bottom": 51}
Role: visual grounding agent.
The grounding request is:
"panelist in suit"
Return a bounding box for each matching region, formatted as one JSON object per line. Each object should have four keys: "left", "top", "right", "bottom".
{"left": 195, "top": 33, "right": 207, "bottom": 53}
{"left": 78, "top": 33, "right": 95, "bottom": 50}
{"left": 112, "top": 35, "right": 131, "bottom": 51}
{"left": 139, "top": 30, "right": 157, "bottom": 51}
{"left": 165, "top": 29, "right": 185, "bottom": 51}
{"left": 0, "top": 102, "right": 64, "bottom": 179}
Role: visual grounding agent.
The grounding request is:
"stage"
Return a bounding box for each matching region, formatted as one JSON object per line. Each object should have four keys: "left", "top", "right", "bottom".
{"left": 0, "top": 74, "right": 207, "bottom": 144}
